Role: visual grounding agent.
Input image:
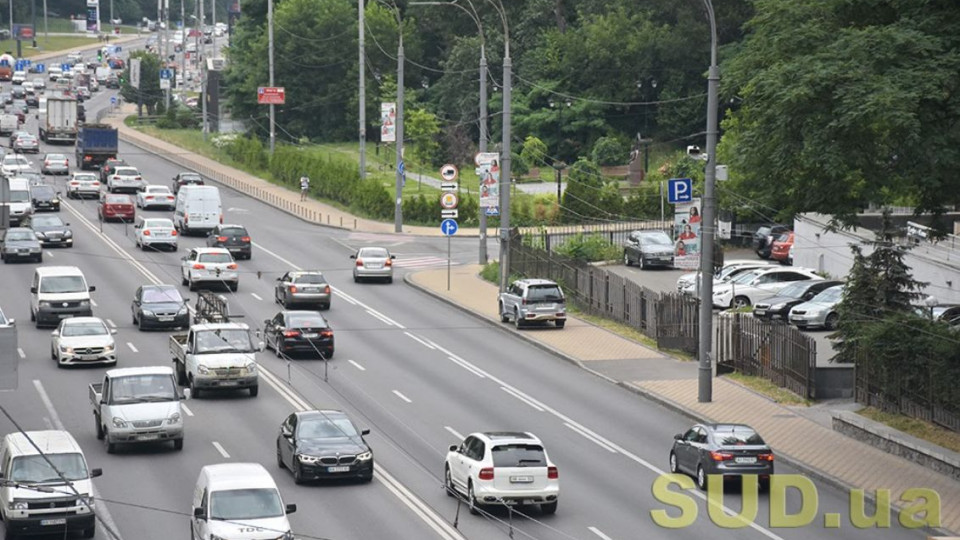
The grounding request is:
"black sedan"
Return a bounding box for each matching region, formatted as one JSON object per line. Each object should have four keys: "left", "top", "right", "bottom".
{"left": 263, "top": 310, "right": 334, "bottom": 359}
{"left": 624, "top": 229, "right": 675, "bottom": 269}
{"left": 276, "top": 410, "right": 373, "bottom": 484}
{"left": 22, "top": 214, "right": 72, "bottom": 247}
{"left": 132, "top": 284, "right": 190, "bottom": 330}
{"left": 29, "top": 183, "right": 61, "bottom": 212}
{"left": 172, "top": 172, "right": 204, "bottom": 194}
{"left": 753, "top": 280, "right": 842, "bottom": 321}
{"left": 0, "top": 227, "right": 42, "bottom": 263}
{"left": 670, "top": 423, "right": 774, "bottom": 491}
{"left": 206, "top": 224, "right": 252, "bottom": 260}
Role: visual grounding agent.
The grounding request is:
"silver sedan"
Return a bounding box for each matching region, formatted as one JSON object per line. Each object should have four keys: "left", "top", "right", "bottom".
{"left": 351, "top": 247, "right": 395, "bottom": 284}
{"left": 41, "top": 153, "right": 70, "bottom": 175}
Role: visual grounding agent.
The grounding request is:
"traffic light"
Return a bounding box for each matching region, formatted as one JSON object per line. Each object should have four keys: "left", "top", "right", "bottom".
{"left": 97, "top": 50, "right": 102, "bottom": 62}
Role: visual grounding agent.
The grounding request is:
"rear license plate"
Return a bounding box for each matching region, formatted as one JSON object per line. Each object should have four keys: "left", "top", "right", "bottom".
{"left": 302, "top": 288, "right": 318, "bottom": 293}
{"left": 368, "top": 264, "right": 382, "bottom": 269}
{"left": 735, "top": 457, "right": 757, "bottom": 464}
{"left": 302, "top": 333, "right": 318, "bottom": 339}
{"left": 41, "top": 518, "right": 67, "bottom": 526}
{"left": 510, "top": 476, "right": 534, "bottom": 483}
{"left": 228, "top": 248, "right": 240, "bottom": 252}
{"left": 328, "top": 466, "right": 350, "bottom": 473}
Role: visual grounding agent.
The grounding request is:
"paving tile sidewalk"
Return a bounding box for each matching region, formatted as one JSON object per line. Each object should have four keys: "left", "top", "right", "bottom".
{"left": 408, "top": 264, "right": 960, "bottom": 535}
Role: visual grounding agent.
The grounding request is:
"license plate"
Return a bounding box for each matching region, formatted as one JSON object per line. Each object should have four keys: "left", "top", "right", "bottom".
{"left": 58, "top": 314, "right": 73, "bottom": 319}
{"left": 735, "top": 457, "right": 757, "bottom": 464}
{"left": 158, "top": 316, "right": 174, "bottom": 321}
{"left": 510, "top": 476, "right": 534, "bottom": 483}
{"left": 219, "top": 380, "right": 239, "bottom": 386}
{"left": 368, "top": 264, "right": 382, "bottom": 269}
{"left": 41, "top": 518, "right": 67, "bottom": 526}
{"left": 302, "top": 333, "right": 318, "bottom": 339}
{"left": 302, "top": 288, "right": 318, "bottom": 293}
{"left": 228, "top": 248, "right": 240, "bottom": 252}
{"left": 327, "top": 466, "right": 350, "bottom": 473}
{"left": 138, "top": 434, "right": 158, "bottom": 441}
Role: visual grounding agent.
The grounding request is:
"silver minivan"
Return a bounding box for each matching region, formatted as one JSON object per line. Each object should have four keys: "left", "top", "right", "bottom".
{"left": 498, "top": 279, "right": 567, "bottom": 329}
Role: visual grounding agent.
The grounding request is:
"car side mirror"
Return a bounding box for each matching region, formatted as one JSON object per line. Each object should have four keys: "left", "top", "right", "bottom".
{"left": 349, "top": 254, "right": 356, "bottom": 259}
{"left": 285, "top": 504, "right": 297, "bottom": 515}
{"left": 391, "top": 255, "right": 396, "bottom": 259}
{"left": 276, "top": 277, "right": 282, "bottom": 281}
{"left": 193, "top": 507, "right": 205, "bottom": 519}
{"left": 257, "top": 341, "right": 265, "bottom": 352}
{"left": 281, "top": 427, "right": 292, "bottom": 438}
{"left": 90, "top": 468, "right": 102, "bottom": 478}
{"left": 65, "top": 222, "right": 70, "bottom": 226}
{"left": 674, "top": 433, "right": 682, "bottom": 440}
{"left": 50, "top": 330, "right": 57, "bottom": 336}
{"left": 30, "top": 286, "right": 36, "bottom": 293}
{"left": 7, "top": 319, "right": 13, "bottom": 326}
{"left": 88, "top": 286, "right": 95, "bottom": 292}
{"left": 110, "top": 329, "right": 117, "bottom": 335}
{"left": 448, "top": 444, "right": 458, "bottom": 452}
{"left": 361, "top": 429, "right": 370, "bottom": 436}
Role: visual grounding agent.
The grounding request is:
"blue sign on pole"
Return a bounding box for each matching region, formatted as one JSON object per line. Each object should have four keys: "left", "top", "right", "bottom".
{"left": 35, "top": 63, "right": 44, "bottom": 73}
{"left": 159, "top": 69, "right": 173, "bottom": 79}
{"left": 440, "top": 219, "right": 459, "bottom": 236}
{"left": 110, "top": 96, "right": 117, "bottom": 105}
{"left": 667, "top": 178, "right": 693, "bottom": 204}
{"left": 61, "top": 63, "right": 70, "bottom": 72}
{"left": 484, "top": 206, "right": 499, "bottom": 216}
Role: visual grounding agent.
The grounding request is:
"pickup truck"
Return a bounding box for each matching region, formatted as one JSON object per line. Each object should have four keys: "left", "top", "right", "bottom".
{"left": 90, "top": 366, "right": 186, "bottom": 453}
{"left": 170, "top": 323, "right": 262, "bottom": 398}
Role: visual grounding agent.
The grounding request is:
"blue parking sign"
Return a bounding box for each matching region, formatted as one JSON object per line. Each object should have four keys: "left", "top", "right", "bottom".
{"left": 667, "top": 178, "right": 693, "bottom": 204}
{"left": 35, "top": 63, "right": 44, "bottom": 73}
{"left": 61, "top": 63, "right": 70, "bottom": 72}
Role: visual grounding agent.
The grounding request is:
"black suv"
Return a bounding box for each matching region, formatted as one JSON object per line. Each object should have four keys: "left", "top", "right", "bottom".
{"left": 753, "top": 225, "right": 790, "bottom": 259}
{"left": 206, "top": 224, "right": 252, "bottom": 260}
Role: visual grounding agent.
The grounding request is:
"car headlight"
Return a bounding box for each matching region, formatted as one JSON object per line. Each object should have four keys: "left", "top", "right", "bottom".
{"left": 63, "top": 230, "right": 72, "bottom": 238}
{"left": 9, "top": 501, "right": 27, "bottom": 511}
{"left": 103, "top": 344, "right": 114, "bottom": 352}
{"left": 59, "top": 345, "right": 74, "bottom": 354}
{"left": 141, "top": 309, "right": 154, "bottom": 316}
{"left": 79, "top": 300, "right": 90, "bottom": 306}
{"left": 713, "top": 290, "right": 727, "bottom": 296}
{"left": 79, "top": 495, "right": 95, "bottom": 508}
{"left": 282, "top": 531, "right": 295, "bottom": 540}
{"left": 39, "top": 301, "right": 51, "bottom": 307}
{"left": 244, "top": 362, "right": 257, "bottom": 374}
{"left": 177, "top": 306, "right": 188, "bottom": 314}
{"left": 34, "top": 231, "right": 44, "bottom": 238}
{"left": 167, "top": 412, "right": 181, "bottom": 424}
{"left": 52, "top": 198, "right": 59, "bottom": 203}
{"left": 112, "top": 417, "right": 127, "bottom": 428}
{"left": 196, "top": 365, "right": 210, "bottom": 374}
{"left": 297, "top": 454, "right": 319, "bottom": 463}
{"left": 807, "top": 309, "right": 825, "bottom": 317}
{"left": 769, "top": 303, "right": 785, "bottom": 311}
{"left": 357, "top": 451, "right": 373, "bottom": 461}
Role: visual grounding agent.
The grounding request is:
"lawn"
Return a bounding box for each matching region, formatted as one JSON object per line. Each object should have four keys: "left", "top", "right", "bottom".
{"left": 0, "top": 36, "right": 99, "bottom": 58}
{"left": 858, "top": 407, "right": 960, "bottom": 454}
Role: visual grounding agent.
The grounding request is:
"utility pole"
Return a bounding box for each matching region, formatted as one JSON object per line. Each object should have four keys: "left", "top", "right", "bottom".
{"left": 478, "top": 41, "right": 487, "bottom": 263}
{"left": 211, "top": 0, "right": 216, "bottom": 53}
{"left": 30, "top": 0, "right": 35, "bottom": 48}
{"left": 200, "top": 0, "right": 207, "bottom": 139}
{"left": 358, "top": 0, "right": 365, "bottom": 180}
{"left": 495, "top": 2, "right": 511, "bottom": 293}
{"left": 394, "top": 14, "right": 403, "bottom": 232}
{"left": 180, "top": 0, "right": 186, "bottom": 101}
{"left": 42, "top": 0, "right": 47, "bottom": 39}
{"left": 267, "top": 0, "right": 275, "bottom": 153}
{"left": 698, "top": 0, "right": 719, "bottom": 403}
{"left": 163, "top": 0, "right": 170, "bottom": 109}
{"left": 109, "top": 0, "right": 113, "bottom": 28}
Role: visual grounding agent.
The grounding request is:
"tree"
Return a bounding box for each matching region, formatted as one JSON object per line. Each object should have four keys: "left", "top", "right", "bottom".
{"left": 722, "top": 0, "right": 960, "bottom": 228}
{"left": 520, "top": 135, "right": 549, "bottom": 173}
{"left": 560, "top": 158, "right": 604, "bottom": 222}
{"left": 591, "top": 136, "right": 627, "bottom": 166}
{"left": 120, "top": 51, "right": 162, "bottom": 114}
{"left": 405, "top": 108, "right": 441, "bottom": 168}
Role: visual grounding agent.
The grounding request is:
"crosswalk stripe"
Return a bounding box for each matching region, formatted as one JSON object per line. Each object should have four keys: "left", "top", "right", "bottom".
{"left": 393, "top": 257, "right": 458, "bottom": 269}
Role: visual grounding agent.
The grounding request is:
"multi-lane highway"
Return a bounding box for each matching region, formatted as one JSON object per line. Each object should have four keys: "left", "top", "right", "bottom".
{"left": 0, "top": 44, "right": 932, "bottom": 540}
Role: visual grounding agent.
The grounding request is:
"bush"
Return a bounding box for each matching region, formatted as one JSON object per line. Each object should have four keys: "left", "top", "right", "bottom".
{"left": 555, "top": 234, "right": 621, "bottom": 262}
{"left": 591, "top": 136, "right": 628, "bottom": 166}
{"left": 480, "top": 261, "right": 499, "bottom": 283}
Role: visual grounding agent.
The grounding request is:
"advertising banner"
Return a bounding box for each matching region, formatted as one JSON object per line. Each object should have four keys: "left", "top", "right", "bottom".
{"left": 673, "top": 197, "right": 702, "bottom": 270}
{"left": 475, "top": 152, "right": 500, "bottom": 210}
{"left": 12, "top": 25, "right": 33, "bottom": 40}
{"left": 380, "top": 102, "right": 396, "bottom": 143}
{"left": 87, "top": 7, "right": 99, "bottom": 32}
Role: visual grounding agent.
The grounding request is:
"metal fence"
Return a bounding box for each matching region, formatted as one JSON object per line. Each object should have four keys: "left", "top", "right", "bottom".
{"left": 715, "top": 313, "right": 817, "bottom": 399}
{"left": 508, "top": 234, "right": 699, "bottom": 353}
{"left": 519, "top": 220, "right": 672, "bottom": 253}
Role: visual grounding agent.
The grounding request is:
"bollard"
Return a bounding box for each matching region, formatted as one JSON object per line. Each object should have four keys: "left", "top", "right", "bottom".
{"left": 340, "top": 216, "right": 343, "bottom": 227}
{"left": 354, "top": 219, "right": 357, "bottom": 229}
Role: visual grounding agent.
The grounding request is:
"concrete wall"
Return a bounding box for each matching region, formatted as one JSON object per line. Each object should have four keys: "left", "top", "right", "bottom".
{"left": 795, "top": 214, "right": 960, "bottom": 305}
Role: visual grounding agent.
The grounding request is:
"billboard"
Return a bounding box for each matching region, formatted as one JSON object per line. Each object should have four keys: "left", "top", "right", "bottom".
{"left": 380, "top": 102, "right": 396, "bottom": 142}
{"left": 475, "top": 152, "right": 500, "bottom": 210}
{"left": 12, "top": 25, "right": 34, "bottom": 40}
{"left": 257, "top": 86, "right": 285, "bottom": 104}
{"left": 87, "top": 7, "right": 99, "bottom": 32}
{"left": 673, "top": 198, "right": 702, "bottom": 270}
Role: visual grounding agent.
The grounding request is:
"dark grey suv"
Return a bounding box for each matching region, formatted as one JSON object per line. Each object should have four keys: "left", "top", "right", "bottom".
{"left": 670, "top": 423, "right": 774, "bottom": 491}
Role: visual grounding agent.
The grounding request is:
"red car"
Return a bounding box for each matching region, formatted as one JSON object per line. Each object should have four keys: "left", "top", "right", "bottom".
{"left": 99, "top": 194, "right": 135, "bottom": 222}
{"left": 770, "top": 231, "right": 794, "bottom": 263}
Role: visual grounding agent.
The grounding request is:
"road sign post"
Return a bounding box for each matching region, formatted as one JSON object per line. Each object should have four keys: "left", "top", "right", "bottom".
{"left": 440, "top": 165, "right": 460, "bottom": 291}
{"left": 667, "top": 178, "right": 693, "bottom": 204}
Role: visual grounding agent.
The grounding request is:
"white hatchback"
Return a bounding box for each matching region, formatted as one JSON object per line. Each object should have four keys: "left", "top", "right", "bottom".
{"left": 136, "top": 185, "right": 176, "bottom": 210}
{"left": 66, "top": 172, "right": 101, "bottom": 199}
{"left": 181, "top": 247, "right": 239, "bottom": 291}
{"left": 50, "top": 316, "right": 117, "bottom": 367}
{"left": 107, "top": 166, "right": 145, "bottom": 194}
{"left": 135, "top": 217, "right": 178, "bottom": 251}
{"left": 445, "top": 432, "right": 559, "bottom": 516}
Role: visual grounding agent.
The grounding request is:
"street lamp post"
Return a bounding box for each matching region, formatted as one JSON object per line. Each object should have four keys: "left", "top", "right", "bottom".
{"left": 549, "top": 99, "right": 570, "bottom": 201}
{"left": 394, "top": 7, "right": 404, "bottom": 233}
{"left": 267, "top": 0, "right": 275, "bottom": 154}
{"left": 484, "top": 0, "right": 511, "bottom": 293}
{"left": 358, "top": 0, "right": 366, "bottom": 180}
{"left": 697, "top": 0, "right": 719, "bottom": 403}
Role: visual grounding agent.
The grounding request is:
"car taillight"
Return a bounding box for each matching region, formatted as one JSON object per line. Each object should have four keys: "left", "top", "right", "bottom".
{"left": 219, "top": 215, "right": 223, "bottom": 224}
{"left": 324, "top": 285, "right": 331, "bottom": 294}
{"left": 216, "top": 236, "right": 227, "bottom": 242}
{"left": 83, "top": 156, "right": 92, "bottom": 161}
{"left": 320, "top": 330, "right": 333, "bottom": 337}
{"left": 69, "top": 181, "right": 78, "bottom": 186}
{"left": 227, "top": 263, "right": 238, "bottom": 270}
{"left": 92, "top": 182, "right": 100, "bottom": 186}
{"left": 288, "top": 285, "right": 297, "bottom": 293}
{"left": 385, "top": 258, "right": 392, "bottom": 267}
{"left": 478, "top": 468, "right": 494, "bottom": 480}
{"left": 521, "top": 298, "right": 528, "bottom": 305}
{"left": 241, "top": 236, "right": 250, "bottom": 242}
{"left": 547, "top": 466, "right": 558, "bottom": 479}
{"left": 146, "top": 196, "right": 154, "bottom": 200}
{"left": 43, "top": 161, "right": 49, "bottom": 166}
{"left": 171, "top": 230, "right": 178, "bottom": 236}
{"left": 135, "top": 176, "right": 142, "bottom": 180}
{"left": 356, "top": 259, "right": 363, "bottom": 267}
{"left": 143, "top": 230, "right": 151, "bottom": 236}
{"left": 192, "top": 263, "right": 205, "bottom": 269}
{"left": 758, "top": 453, "right": 775, "bottom": 462}
{"left": 283, "top": 330, "right": 300, "bottom": 338}
{"left": 710, "top": 451, "right": 734, "bottom": 462}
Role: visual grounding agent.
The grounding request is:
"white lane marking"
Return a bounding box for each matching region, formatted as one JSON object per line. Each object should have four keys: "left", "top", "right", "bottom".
{"left": 447, "top": 356, "right": 486, "bottom": 378}
{"left": 16, "top": 348, "right": 24, "bottom": 359}
{"left": 501, "top": 386, "right": 544, "bottom": 412}
{"left": 565, "top": 423, "right": 617, "bottom": 453}
{"left": 348, "top": 359, "right": 366, "bottom": 371}
{"left": 212, "top": 442, "right": 230, "bottom": 458}
{"left": 106, "top": 319, "right": 116, "bottom": 328}
{"left": 588, "top": 527, "right": 614, "bottom": 540}
{"left": 181, "top": 404, "right": 194, "bottom": 417}
{"left": 33, "top": 380, "right": 125, "bottom": 540}
{"left": 90, "top": 298, "right": 98, "bottom": 307}
{"left": 46, "top": 251, "right": 53, "bottom": 257}
{"left": 444, "top": 426, "right": 464, "bottom": 441}
{"left": 367, "top": 309, "right": 396, "bottom": 327}
{"left": 403, "top": 331, "right": 435, "bottom": 350}
{"left": 336, "top": 294, "right": 357, "bottom": 305}
{"left": 126, "top": 342, "right": 138, "bottom": 352}
{"left": 392, "top": 390, "right": 412, "bottom": 404}
{"left": 251, "top": 293, "right": 262, "bottom": 301}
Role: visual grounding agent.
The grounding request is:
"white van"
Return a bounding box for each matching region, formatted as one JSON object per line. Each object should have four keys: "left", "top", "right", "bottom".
{"left": 192, "top": 463, "right": 296, "bottom": 540}
{"left": 30, "top": 266, "right": 95, "bottom": 327}
{"left": 0, "top": 430, "right": 102, "bottom": 539}
{"left": 174, "top": 185, "right": 221, "bottom": 236}
{"left": 4, "top": 178, "right": 32, "bottom": 226}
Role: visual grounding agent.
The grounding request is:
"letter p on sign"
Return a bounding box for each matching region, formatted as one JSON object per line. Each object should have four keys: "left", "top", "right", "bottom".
{"left": 668, "top": 178, "right": 693, "bottom": 204}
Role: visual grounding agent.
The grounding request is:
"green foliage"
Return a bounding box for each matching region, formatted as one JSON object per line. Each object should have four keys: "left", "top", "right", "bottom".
{"left": 120, "top": 51, "right": 162, "bottom": 114}
{"left": 406, "top": 108, "right": 442, "bottom": 168}
{"left": 624, "top": 184, "right": 670, "bottom": 221}
{"left": 511, "top": 151, "right": 529, "bottom": 177}
{"left": 156, "top": 105, "right": 199, "bottom": 130}
{"left": 561, "top": 158, "right": 605, "bottom": 222}
{"left": 591, "top": 136, "right": 628, "bottom": 166}
{"left": 555, "top": 234, "right": 621, "bottom": 262}
{"left": 479, "top": 261, "right": 499, "bottom": 284}
{"left": 521, "top": 136, "right": 549, "bottom": 171}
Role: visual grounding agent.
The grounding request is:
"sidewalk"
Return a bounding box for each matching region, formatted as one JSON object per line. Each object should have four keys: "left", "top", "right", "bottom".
{"left": 407, "top": 264, "right": 960, "bottom": 535}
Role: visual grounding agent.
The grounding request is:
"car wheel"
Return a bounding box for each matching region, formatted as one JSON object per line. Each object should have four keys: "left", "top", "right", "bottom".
{"left": 499, "top": 302, "right": 509, "bottom": 323}
{"left": 181, "top": 273, "right": 188, "bottom": 286}
{"left": 293, "top": 462, "right": 305, "bottom": 485}
{"left": 444, "top": 466, "right": 455, "bottom": 497}
{"left": 95, "top": 416, "right": 104, "bottom": 440}
{"left": 30, "top": 307, "right": 35, "bottom": 322}
{"left": 104, "top": 433, "right": 117, "bottom": 454}
{"left": 467, "top": 482, "right": 480, "bottom": 515}
{"left": 734, "top": 296, "right": 751, "bottom": 309}
{"left": 249, "top": 385, "right": 258, "bottom": 397}
{"left": 188, "top": 279, "right": 196, "bottom": 292}
{"left": 321, "top": 303, "right": 330, "bottom": 311}
{"left": 639, "top": 256, "right": 647, "bottom": 270}
{"left": 189, "top": 376, "right": 202, "bottom": 399}
{"left": 669, "top": 452, "right": 679, "bottom": 473}
{"left": 824, "top": 312, "right": 839, "bottom": 330}
{"left": 387, "top": 277, "right": 393, "bottom": 284}
{"left": 514, "top": 309, "right": 524, "bottom": 329}
{"left": 275, "top": 338, "right": 283, "bottom": 358}
{"left": 275, "top": 291, "right": 281, "bottom": 304}
{"left": 276, "top": 443, "right": 286, "bottom": 469}
{"left": 696, "top": 465, "right": 708, "bottom": 491}
{"left": 176, "top": 363, "right": 187, "bottom": 386}
{"left": 540, "top": 501, "right": 558, "bottom": 515}
{"left": 623, "top": 251, "right": 631, "bottom": 266}
{"left": 35, "top": 254, "right": 42, "bottom": 263}
{"left": 556, "top": 320, "right": 565, "bottom": 329}
{"left": 173, "top": 438, "right": 184, "bottom": 451}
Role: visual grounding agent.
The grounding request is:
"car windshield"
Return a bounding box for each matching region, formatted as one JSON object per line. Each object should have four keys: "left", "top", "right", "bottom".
{"left": 10, "top": 453, "right": 89, "bottom": 483}
{"left": 105, "top": 195, "right": 131, "bottom": 204}
{"left": 39, "top": 276, "right": 85, "bottom": 293}
{"left": 179, "top": 174, "right": 201, "bottom": 182}
{"left": 8, "top": 190, "right": 29, "bottom": 202}
{"left": 147, "top": 187, "right": 169, "bottom": 194}
{"left": 491, "top": 444, "right": 547, "bottom": 467}
{"left": 114, "top": 168, "right": 138, "bottom": 176}
{"left": 198, "top": 253, "right": 232, "bottom": 264}
{"left": 62, "top": 321, "right": 107, "bottom": 337}
{"left": 714, "top": 428, "right": 765, "bottom": 446}
{"left": 528, "top": 285, "right": 563, "bottom": 302}
{"left": 32, "top": 215, "right": 63, "bottom": 227}
{"left": 776, "top": 282, "right": 813, "bottom": 299}
{"left": 292, "top": 274, "right": 326, "bottom": 284}
{"left": 194, "top": 329, "right": 252, "bottom": 353}
{"left": 111, "top": 374, "right": 177, "bottom": 403}
{"left": 298, "top": 417, "right": 357, "bottom": 439}
{"left": 31, "top": 186, "right": 54, "bottom": 197}
{"left": 210, "top": 489, "right": 284, "bottom": 521}
{"left": 360, "top": 248, "right": 389, "bottom": 258}
{"left": 6, "top": 230, "right": 34, "bottom": 241}
{"left": 812, "top": 286, "right": 843, "bottom": 304}
{"left": 220, "top": 227, "right": 247, "bottom": 236}
{"left": 143, "top": 287, "right": 182, "bottom": 303}
{"left": 144, "top": 219, "right": 173, "bottom": 228}
{"left": 639, "top": 232, "right": 672, "bottom": 246}
{"left": 4, "top": 156, "right": 27, "bottom": 166}
{"left": 286, "top": 314, "right": 328, "bottom": 328}
{"left": 719, "top": 266, "right": 755, "bottom": 280}
{"left": 775, "top": 233, "right": 791, "bottom": 243}
{"left": 74, "top": 174, "right": 97, "bottom": 182}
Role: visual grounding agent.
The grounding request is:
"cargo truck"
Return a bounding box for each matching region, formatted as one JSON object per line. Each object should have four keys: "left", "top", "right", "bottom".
{"left": 38, "top": 95, "right": 78, "bottom": 143}
{"left": 75, "top": 124, "right": 118, "bottom": 170}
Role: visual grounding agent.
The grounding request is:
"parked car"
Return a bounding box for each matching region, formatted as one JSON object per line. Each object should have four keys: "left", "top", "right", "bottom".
{"left": 498, "top": 278, "right": 566, "bottom": 329}
{"left": 752, "top": 280, "right": 841, "bottom": 321}
{"left": 180, "top": 247, "right": 239, "bottom": 291}
{"left": 274, "top": 270, "right": 331, "bottom": 310}
{"left": 276, "top": 410, "right": 373, "bottom": 483}
{"left": 66, "top": 172, "right": 101, "bottom": 199}
{"left": 770, "top": 232, "right": 794, "bottom": 263}
{"left": 29, "top": 183, "right": 61, "bottom": 212}
{"left": 131, "top": 284, "right": 190, "bottom": 330}
{"left": 205, "top": 224, "right": 252, "bottom": 260}
{"left": 263, "top": 310, "right": 334, "bottom": 359}
{"left": 0, "top": 227, "right": 42, "bottom": 263}
{"left": 41, "top": 153, "right": 70, "bottom": 175}
{"left": 22, "top": 214, "right": 73, "bottom": 247}
{"left": 623, "top": 229, "right": 675, "bottom": 269}
{"left": 445, "top": 432, "right": 559, "bottom": 515}
{"left": 135, "top": 185, "right": 176, "bottom": 210}
{"left": 670, "top": 423, "right": 774, "bottom": 491}
{"left": 676, "top": 260, "right": 780, "bottom": 294}
{"left": 753, "top": 225, "right": 790, "bottom": 259}
{"left": 134, "top": 217, "right": 178, "bottom": 251}
{"left": 350, "top": 247, "right": 395, "bottom": 283}
{"left": 98, "top": 193, "right": 136, "bottom": 222}
{"left": 789, "top": 284, "right": 845, "bottom": 330}
{"left": 712, "top": 267, "right": 821, "bottom": 309}
{"left": 171, "top": 171, "right": 204, "bottom": 193}
{"left": 49, "top": 316, "right": 118, "bottom": 367}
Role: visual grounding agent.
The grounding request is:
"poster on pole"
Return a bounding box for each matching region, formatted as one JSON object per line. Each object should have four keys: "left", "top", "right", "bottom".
{"left": 129, "top": 58, "right": 141, "bottom": 89}
{"left": 380, "top": 102, "right": 396, "bottom": 142}
{"left": 673, "top": 197, "right": 702, "bottom": 270}
{"left": 475, "top": 152, "right": 500, "bottom": 211}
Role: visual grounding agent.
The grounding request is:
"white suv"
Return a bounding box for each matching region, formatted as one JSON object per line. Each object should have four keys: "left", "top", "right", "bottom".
{"left": 180, "top": 247, "right": 239, "bottom": 292}
{"left": 445, "top": 432, "right": 559, "bottom": 515}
